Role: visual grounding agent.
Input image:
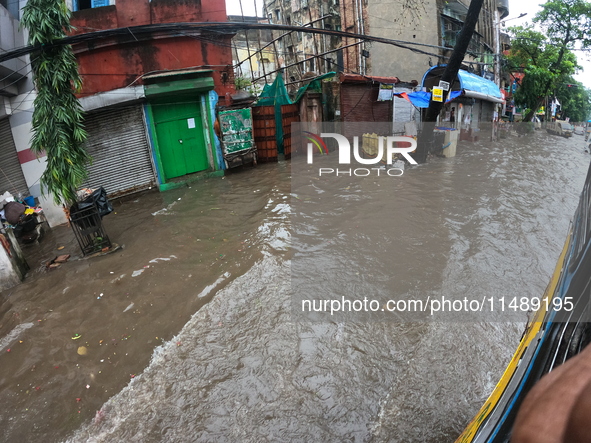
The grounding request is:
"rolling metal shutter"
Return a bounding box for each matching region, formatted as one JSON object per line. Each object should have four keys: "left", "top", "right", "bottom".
{"left": 0, "top": 118, "right": 29, "bottom": 198}
{"left": 81, "top": 105, "right": 156, "bottom": 198}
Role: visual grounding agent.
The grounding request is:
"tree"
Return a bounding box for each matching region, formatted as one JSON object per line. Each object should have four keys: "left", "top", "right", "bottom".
{"left": 555, "top": 78, "right": 591, "bottom": 122}
{"left": 506, "top": 26, "right": 578, "bottom": 120}
{"left": 20, "top": 0, "right": 90, "bottom": 206}
{"left": 518, "top": 0, "right": 591, "bottom": 121}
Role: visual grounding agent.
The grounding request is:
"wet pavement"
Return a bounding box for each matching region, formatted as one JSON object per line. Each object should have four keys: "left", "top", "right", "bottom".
{"left": 0, "top": 130, "right": 589, "bottom": 442}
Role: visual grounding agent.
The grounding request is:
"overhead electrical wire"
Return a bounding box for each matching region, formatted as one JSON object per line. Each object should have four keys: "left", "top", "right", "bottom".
{"left": 0, "top": 21, "right": 463, "bottom": 65}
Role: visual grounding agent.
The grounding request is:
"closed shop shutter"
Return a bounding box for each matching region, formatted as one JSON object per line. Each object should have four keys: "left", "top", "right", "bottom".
{"left": 81, "top": 105, "right": 156, "bottom": 198}
{"left": 0, "top": 118, "right": 29, "bottom": 197}
{"left": 392, "top": 86, "right": 416, "bottom": 134}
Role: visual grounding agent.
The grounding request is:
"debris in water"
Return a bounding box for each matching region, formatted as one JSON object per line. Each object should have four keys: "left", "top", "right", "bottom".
{"left": 57, "top": 246, "right": 65, "bottom": 250}
{"left": 123, "top": 303, "right": 135, "bottom": 313}
{"left": 72, "top": 334, "right": 82, "bottom": 340}
{"left": 77, "top": 346, "right": 88, "bottom": 356}
{"left": 55, "top": 254, "right": 70, "bottom": 263}
{"left": 149, "top": 257, "right": 174, "bottom": 263}
{"left": 131, "top": 269, "right": 144, "bottom": 277}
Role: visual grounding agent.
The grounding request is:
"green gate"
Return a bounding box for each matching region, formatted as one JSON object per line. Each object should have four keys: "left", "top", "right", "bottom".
{"left": 151, "top": 100, "right": 209, "bottom": 180}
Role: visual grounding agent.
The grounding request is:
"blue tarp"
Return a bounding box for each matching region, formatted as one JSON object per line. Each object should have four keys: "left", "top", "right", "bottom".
{"left": 456, "top": 70, "right": 503, "bottom": 99}
{"left": 420, "top": 66, "right": 503, "bottom": 99}
{"left": 393, "top": 90, "right": 462, "bottom": 108}
{"left": 208, "top": 90, "right": 225, "bottom": 170}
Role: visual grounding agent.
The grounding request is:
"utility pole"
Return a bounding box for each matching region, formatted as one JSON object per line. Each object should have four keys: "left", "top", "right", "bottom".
{"left": 416, "top": 0, "right": 485, "bottom": 162}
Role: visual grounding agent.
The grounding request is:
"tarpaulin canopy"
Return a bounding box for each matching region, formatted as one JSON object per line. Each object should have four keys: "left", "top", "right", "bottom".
{"left": 254, "top": 72, "right": 292, "bottom": 153}
{"left": 393, "top": 90, "right": 462, "bottom": 108}
{"left": 294, "top": 71, "right": 336, "bottom": 103}
{"left": 256, "top": 72, "right": 293, "bottom": 107}
{"left": 418, "top": 66, "right": 505, "bottom": 105}
{"left": 456, "top": 70, "right": 503, "bottom": 100}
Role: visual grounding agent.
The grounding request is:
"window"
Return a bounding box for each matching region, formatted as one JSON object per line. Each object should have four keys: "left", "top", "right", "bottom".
{"left": 73, "top": 0, "right": 111, "bottom": 12}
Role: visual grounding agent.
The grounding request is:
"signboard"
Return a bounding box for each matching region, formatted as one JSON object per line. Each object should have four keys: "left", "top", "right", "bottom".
{"left": 378, "top": 83, "right": 394, "bottom": 101}
{"left": 219, "top": 108, "right": 254, "bottom": 155}
{"left": 438, "top": 80, "right": 450, "bottom": 91}
{"left": 432, "top": 87, "right": 444, "bottom": 102}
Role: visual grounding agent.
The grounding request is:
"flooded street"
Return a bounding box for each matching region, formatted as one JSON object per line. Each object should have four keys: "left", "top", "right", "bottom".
{"left": 0, "top": 131, "right": 589, "bottom": 442}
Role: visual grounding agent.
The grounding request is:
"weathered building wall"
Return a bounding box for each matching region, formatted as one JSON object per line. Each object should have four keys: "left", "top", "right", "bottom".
{"left": 367, "top": 0, "right": 440, "bottom": 82}
{"left": 264, "top": 0, "right": 342, "bottom": 85}
{"left": 70, "top": 0, "right": 235, "bottom": 97}
{"left": 0, "top": 2, "right": 68, "bottom": 227}
{"left": 339, "top": 0, "right": 369, "bottom": 75}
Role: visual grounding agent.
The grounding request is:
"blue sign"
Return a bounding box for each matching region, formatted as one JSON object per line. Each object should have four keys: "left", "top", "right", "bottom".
{"left": 92, "top": 0, "right": 109, "bottom": 7}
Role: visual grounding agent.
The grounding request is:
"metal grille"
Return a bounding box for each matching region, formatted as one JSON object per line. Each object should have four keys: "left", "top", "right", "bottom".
{"left": 0, "top": 118, "right": 29, "bottom": 198}
{"left": 81, "top": 105, "right": 156, "bottom": 198}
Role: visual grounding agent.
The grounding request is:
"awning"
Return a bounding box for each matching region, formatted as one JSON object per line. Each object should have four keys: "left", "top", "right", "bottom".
{"left": 457, "top": 70, "right": 504, "bottom": 103}
{"left": 393, "top": 90, "right": 462, "bottom": 108}
{"left": 420, "top": 66, "right": 505, "bottom": 105}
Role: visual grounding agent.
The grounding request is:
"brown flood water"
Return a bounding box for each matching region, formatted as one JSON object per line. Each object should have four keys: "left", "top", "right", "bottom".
{"left": 0, "top": 131, "right": 589, "bottom": 442}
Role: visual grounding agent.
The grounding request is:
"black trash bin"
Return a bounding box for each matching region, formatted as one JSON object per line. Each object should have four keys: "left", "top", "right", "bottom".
{"left": 69, "top": 187, "right": 112, "bottom": 256}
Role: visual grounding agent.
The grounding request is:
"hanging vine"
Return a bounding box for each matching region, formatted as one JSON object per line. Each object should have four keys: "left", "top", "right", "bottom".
{"left": 20, "top": 0, "right": 90, "bottom": 206}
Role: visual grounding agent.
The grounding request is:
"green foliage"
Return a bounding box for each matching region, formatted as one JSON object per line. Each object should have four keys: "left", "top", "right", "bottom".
{"left": 234, "top": 77, "right": 252, "bottom": 90}
{"left": 555, "top": 78, "right": 591, "bottom": 122}
{"left": 534, "top": 0, "right": 591, "bottom": 49}
{"left": 507, "top": 26, "right": 579, "bottom": 116}
{"left": 506, "top": 0, "right": 591, "bottom": 121}
{"left": 21, "top": 0, "right": 90, "bottom": 206}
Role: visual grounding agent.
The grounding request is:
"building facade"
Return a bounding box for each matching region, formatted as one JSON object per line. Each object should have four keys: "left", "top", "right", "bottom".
{"left": 0, "top": 0, "right": 236, "bottom": 226}
{"left": 229, "top": 15, "right": 278, "bottom": 89}
{"left": 264, "top": 0, "right": 509, "bottom": 85}
{"left": 264, "top": 0, "right": 342, "bottom": 91}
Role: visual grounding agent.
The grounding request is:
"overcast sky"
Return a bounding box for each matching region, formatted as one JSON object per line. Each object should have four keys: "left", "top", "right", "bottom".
{"left": 225, "top": 0, "right": 591, "bottom": 88}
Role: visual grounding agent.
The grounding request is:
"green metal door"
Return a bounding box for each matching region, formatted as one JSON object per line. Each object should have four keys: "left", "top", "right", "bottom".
{"left": 152, "top": 100, "right": 209, "bottom": 180}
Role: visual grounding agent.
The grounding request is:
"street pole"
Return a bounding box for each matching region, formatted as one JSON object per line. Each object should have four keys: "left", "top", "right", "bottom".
{"left": 416, "top": 0, "right": 485, "bottom": 162}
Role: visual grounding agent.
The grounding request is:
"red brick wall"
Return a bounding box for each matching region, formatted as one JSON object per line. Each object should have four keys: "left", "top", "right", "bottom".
{"left": 70, "top": 0, "right": 235, "bottom": 97}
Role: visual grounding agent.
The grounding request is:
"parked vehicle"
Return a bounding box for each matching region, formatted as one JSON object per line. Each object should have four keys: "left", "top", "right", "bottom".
{"left": 574, "top": 125, "right": 585, "bottom": 135}
{"left": 546, "top": 120, "right": 573, "bottom": 137}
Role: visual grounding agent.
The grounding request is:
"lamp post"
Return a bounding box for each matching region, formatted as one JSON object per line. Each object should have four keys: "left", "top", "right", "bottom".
{"left": 494, "top": 12, "right": 527, "bottom": 87}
